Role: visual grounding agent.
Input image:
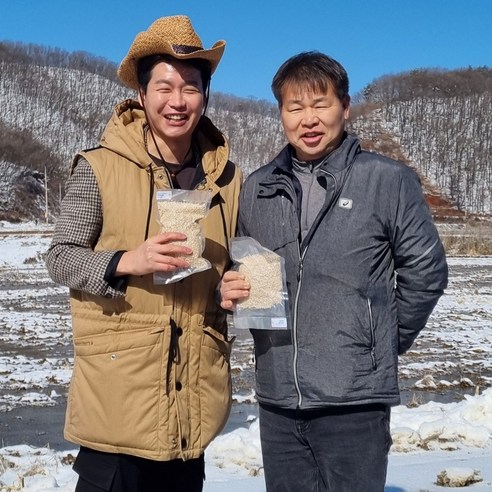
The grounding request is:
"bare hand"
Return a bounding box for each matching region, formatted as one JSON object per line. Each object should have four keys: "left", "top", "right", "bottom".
{"left": 219, "top": 270, "right": 250, "bottom": 311}
{"left": 115, "top": 232, "right": 192, "bottom": 276}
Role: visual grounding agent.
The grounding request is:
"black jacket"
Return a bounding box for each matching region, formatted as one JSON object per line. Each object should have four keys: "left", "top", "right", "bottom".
{"left": 238, "top": 133, "right": 448, "bottom": 409}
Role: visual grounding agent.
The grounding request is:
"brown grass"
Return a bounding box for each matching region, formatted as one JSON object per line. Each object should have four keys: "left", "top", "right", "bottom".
{"left": 437, "top": 220, "right": 492, "bottom": 256}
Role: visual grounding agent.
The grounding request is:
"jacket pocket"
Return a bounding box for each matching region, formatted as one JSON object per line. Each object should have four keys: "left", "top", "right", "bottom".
{"left": 322, "top": 289, "right": 374, "bottom": 349}
{"left": 198, "top": 325, "right": 234, "bottom": 447}
{"left": 202, "top": 325, "right": 234, "bottom": 360}
{"left": 67, "top": 326, "right": 167, "bottom": 452}
{"left": 296, "top": 288, "right": 377, "bottom": 400}
{"left": 367, "top": 298, "right": 377, "bottom": 369}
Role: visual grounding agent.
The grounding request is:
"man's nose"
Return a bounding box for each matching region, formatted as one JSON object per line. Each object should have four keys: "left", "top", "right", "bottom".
{"left": 169, "top": 90, "right": 185, "bottom": 107}
{"left": 302, "top": 109, "right": 319, "bottom": 126}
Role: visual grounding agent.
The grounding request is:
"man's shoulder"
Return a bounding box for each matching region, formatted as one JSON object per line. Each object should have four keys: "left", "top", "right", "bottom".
{"left": 246, "top": 160, "right": 277, "bottom": 181}
{"left": 241, "top": 163, "right": 278, "bottom": 197}
{"left": 77, "top": 146, "right": 107, "bottom": 164}
{"left": 73, "top": 147, "right": 129, "bottom": 179}
{"left": 355, "top": 148, "right": 418, "bottom": 180}
{"left": 244, "top": 146, "right": 289, "bottom": 186}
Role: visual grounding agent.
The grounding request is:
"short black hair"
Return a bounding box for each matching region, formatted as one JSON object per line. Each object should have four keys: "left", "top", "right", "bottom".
{"left": 271, "top": 51, "right": 349, "bottom": 107}
{"left": 136, "top": 54, "right": 211, "bottom": 94}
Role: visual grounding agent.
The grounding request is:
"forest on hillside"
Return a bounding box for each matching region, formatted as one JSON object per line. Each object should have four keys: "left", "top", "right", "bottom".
{"left": 352, "top": 69, "right": 492, "bottom": 214}
{"left": 0, "top": 41, "right": 491, "bottom": 220}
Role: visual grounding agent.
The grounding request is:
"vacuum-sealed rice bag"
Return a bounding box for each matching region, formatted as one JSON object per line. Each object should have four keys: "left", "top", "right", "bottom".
{"left": 229, "top": 236, "right": 290, "bottom": 330}
{"left": 154, "top": 189, "right": 212, "bottom": 284}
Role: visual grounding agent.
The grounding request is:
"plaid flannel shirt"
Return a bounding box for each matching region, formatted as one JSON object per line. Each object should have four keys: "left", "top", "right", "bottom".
{"left": 46, "top": 158, "right": 125, "bottom": 298}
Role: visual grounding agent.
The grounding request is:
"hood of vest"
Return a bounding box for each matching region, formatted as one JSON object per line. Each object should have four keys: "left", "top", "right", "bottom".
{"left": 98, "top": 99, "right": 230, "bottom": 183}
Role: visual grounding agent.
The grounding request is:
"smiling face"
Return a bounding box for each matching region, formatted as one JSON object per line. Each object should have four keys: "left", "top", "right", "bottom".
{"left": 139, "top": 59, "right": 204, "bottom": 158}
{"left": 280, "top": 82, "right": 350, "bottom": 161}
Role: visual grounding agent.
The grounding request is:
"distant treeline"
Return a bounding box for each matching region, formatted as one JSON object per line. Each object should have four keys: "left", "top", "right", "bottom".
{"left": 1, "top": 41, "right": 491, "bottom": 220}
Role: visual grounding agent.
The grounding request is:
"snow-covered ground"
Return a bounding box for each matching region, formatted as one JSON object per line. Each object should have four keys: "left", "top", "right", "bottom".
{"left": 0, "top": 221, "right": 491, "bottom": 491}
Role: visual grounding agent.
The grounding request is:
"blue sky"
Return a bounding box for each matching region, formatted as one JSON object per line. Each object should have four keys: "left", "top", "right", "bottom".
{"left": 1, "top": 0, "right": 491, "bottom": 103}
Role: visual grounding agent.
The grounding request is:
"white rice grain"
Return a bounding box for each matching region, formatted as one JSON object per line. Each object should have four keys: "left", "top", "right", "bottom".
{"left": 238, "top": 252, "right": 283, "bottom": 310}
{"left": 157, "top": 200, "right": 208, "bottom": 270}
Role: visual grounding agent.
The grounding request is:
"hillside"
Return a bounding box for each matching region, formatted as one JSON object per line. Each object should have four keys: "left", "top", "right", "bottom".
{"left": 350, "top": 68, "right": 492, "bottom": 216}
{"left": 1, "top": 41, "right": 491, "bottom": 222}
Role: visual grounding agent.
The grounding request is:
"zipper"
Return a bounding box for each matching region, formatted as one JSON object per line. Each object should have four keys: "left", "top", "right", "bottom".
{"left": 318, "top": 168, "right": 335, "bottom": 179}
{"left": 318, "top": 168, "right": 336, "bottom": 186}
{"left": 367, "top": 298, "right": 377, "bottom": 369}
{"left": 292, "top": 239, "right": 305, "bottom": 407}
{"left": 292, "top": 170, "right": 338, "bottom": 408}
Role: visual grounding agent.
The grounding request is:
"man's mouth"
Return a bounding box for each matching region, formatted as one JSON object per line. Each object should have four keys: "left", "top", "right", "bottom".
{"left": 165, "top": 114, "right": 188, "bottom": 121}
{"left": 301, "top": 132, "right": 323, "bottom": 143}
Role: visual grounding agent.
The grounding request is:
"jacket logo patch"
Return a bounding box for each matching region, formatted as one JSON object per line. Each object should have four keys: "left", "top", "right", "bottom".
{"left": 339, "top": 197, "right": 353, "bottom": 210}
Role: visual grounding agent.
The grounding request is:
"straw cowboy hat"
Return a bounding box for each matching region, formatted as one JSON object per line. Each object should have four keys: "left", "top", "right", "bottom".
{"left": 118, "top": 15, "right": 226, "bottom": 90}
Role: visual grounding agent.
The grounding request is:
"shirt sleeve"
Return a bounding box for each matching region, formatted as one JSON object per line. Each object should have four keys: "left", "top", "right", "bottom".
{"left": 45, "top": 157, "right": 127, "bottom": 298}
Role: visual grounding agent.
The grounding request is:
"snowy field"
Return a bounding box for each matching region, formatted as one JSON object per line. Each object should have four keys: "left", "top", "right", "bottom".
{"left": 0, "top": 220, "right": 491, "bottom": 491}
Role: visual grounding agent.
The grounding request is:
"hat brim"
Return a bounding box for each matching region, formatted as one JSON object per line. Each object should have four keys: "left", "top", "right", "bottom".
{"left": 117, "top": 38, "right": 225, "bottom": 90}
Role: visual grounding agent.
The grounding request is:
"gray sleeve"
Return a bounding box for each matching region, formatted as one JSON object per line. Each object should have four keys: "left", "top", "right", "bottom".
{"left": 391, "top": 168, "right": 448, "bottom": 354}
{"left": 45, "top": 158, "right": 125, "bottom": 298}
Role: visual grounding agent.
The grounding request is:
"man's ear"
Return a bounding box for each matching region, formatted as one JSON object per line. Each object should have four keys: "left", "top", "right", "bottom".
{"left": 343, "top": 95, "right": 351, "bottom": 119}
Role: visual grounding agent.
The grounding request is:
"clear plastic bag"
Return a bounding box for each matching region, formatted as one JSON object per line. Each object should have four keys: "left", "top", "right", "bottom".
{"left": 230, "top": 236, "right": 290, "bottom": 330}
{"left": 154, "top": 189, "right": 212, "bottom": 284}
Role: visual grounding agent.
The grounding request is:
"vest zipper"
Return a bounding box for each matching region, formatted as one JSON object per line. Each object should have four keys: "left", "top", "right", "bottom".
{"left": 144, "top": 164, "right": 155, "bottom": 241}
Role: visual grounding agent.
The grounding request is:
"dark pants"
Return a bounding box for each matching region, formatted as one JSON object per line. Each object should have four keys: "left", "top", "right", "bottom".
{"left": 73, "top": 446, "right": 205, "bottom": 492}
{"left": 259, "top": 403, "right": 391, "bottom": 492}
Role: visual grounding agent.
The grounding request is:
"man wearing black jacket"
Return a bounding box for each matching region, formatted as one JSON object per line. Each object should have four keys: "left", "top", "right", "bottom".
{"left": 220, "top": 51, "right": 448, "bottom": 492}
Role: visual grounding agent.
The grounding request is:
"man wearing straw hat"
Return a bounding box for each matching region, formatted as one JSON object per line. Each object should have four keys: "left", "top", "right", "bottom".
{"left": 46, "top": 15, "right": 241, "bottom": 491}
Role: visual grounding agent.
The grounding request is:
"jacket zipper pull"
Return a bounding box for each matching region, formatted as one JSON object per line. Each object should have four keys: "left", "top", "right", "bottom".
{"left": 297, "top": 257, "right": 304, "bottom": 281}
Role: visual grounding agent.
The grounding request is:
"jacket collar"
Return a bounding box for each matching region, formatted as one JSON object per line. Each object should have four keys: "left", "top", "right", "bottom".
{"left": 271, "top": 132, "right": 361, "bottom": 176}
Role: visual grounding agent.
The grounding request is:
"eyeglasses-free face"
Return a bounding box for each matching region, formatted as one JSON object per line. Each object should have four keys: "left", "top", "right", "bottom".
{"left": 280, "top": 82, "right": 350, "bottom": 161}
